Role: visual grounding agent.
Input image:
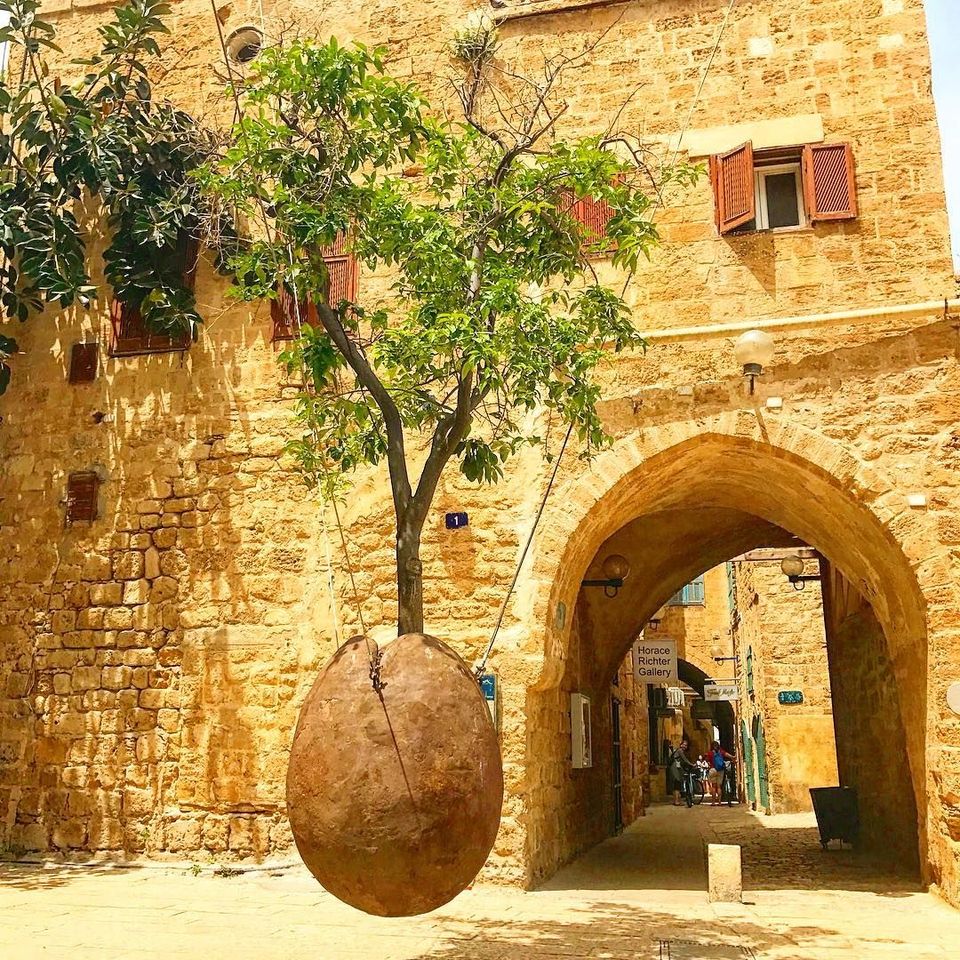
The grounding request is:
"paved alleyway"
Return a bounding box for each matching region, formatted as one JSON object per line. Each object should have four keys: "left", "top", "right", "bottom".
{"left": 1, "top": 805, "right": 957, "bottom": 960}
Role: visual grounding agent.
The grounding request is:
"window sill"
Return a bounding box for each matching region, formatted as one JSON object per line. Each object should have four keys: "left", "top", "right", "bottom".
{"left": 110, "top": 345, "right": 190, "bottom": 358}
{"left": 730, "top": 225, "right": 815, "bottom": 237}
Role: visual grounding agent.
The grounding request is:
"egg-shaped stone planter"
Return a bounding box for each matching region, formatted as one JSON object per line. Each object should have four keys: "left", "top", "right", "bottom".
{"left": 286, "top": 633, "right": 503, "bottom": 916}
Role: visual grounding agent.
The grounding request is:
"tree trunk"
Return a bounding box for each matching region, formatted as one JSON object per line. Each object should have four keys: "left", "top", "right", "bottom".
{"left": 396, "top": 514, "right": 424, "bottom": 635}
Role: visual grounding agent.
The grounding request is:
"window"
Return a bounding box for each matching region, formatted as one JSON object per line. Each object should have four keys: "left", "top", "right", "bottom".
{"left": 272, "top": 234, "right": 357, "bottom": 342}
{"left": 571, "top": 194, "right": 615, "bottom": 245}
{"left": 0, "top": 10, "right": 10, "bottom": 77}
{"left": 68, "top": 342, "right": 99, "bottom": 384}
{"left": 110, "top": 232, "right": 199, "bottom": 356}
{"left": 710, "top": 141, "right": 857, "bottom": 235}
{"left": 65, "top": 471, "right": 99, "bottom": 524}
{"left": 668, "top": 576, "right": 705, "bottom": 606}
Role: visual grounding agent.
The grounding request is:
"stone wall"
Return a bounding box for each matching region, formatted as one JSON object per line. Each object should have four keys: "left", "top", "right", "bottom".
{"left": 821, "top": 561, "right": 920, "bottom": 871}
{"left": 1, "top": 0, "right": 958, "bottom": 901}
{"left": 732, "top": 557, "right": 840, "bottom": 815}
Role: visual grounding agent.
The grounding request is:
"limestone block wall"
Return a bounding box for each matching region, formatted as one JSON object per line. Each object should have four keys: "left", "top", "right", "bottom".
{"left": 731, "top": 558, "right": 840, "bottom": 815}
{"left": 1, "top": 0, "right": 958, "bottom": 899}
{"left": 821, "top": 561, "right": 920, "bottom": 871}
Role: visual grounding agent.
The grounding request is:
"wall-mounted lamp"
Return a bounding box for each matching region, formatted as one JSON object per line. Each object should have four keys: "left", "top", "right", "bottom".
{"left": 582, "top": 554, "right": 630, "bottom": 598}
{"left": 781, "top": 555, "right": 820, "bottom": 591}
{"left": 647, "top": 615, "right": 661, "bottom": 631}
{"left": 733, "top": 329, "right": 775, "bottom": 395}
{"left": 710, "top": 643, "right": 737, "bottom": 667}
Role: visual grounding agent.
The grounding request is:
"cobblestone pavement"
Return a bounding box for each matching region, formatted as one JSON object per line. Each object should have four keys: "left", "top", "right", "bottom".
{"left": 2, "top": 805, "right": 958, "bottom": 960}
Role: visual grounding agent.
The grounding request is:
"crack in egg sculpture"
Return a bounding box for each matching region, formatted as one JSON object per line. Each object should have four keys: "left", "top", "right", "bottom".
{"left": 286, "top": 633, "right": 504, "bottom": 916}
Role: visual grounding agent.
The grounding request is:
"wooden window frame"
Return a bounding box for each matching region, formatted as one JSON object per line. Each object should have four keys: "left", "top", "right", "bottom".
{"left": 272, "top": 235, "right": 358, "bottom": 342}
{"left": 65, "top": 471, "right": 99, "bottom": 525}
{"left": 109, "top": 232, "right": 199, "bottom": 357}
{"left": 753, "top": 162, "right": 806, "bottom": 231}
{"left": 712, "top": 140, "right": 857, "bottom": 235}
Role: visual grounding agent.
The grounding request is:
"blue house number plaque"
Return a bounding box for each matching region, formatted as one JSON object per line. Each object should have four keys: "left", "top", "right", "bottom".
{"left": 778, "top": 690, "right": 804, "bottom": 704}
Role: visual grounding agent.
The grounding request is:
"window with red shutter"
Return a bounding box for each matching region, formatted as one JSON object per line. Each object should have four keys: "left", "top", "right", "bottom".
{"left": 271, "top": 234, "right": 357, "bottom": 341}
{"left": 68, "top": 342, "right": 99, "bottom": 384}
{"left": 66, "top": 471, "right": 99, "bottom": 524}
{"left": 710, "top": 141, "right": 756, "bottom": 234}
{"left": 802, "top": 142, "right": 857, "bottom": 222}
{"left": 574, "top": 195, "right": 616, "bottom": 246}
{"left": 109, "top": 230, "right": 199, "bottom": 356}
{"left": 271, "top": 286, "right": 320, "bottom": 342}
{"left": 322, "top": 234, "right": 358, "bottom": 306}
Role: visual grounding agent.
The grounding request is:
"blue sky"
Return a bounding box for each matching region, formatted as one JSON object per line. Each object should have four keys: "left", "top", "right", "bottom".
{"left": 926, "top": 0, "right": 960, "bottom": 270}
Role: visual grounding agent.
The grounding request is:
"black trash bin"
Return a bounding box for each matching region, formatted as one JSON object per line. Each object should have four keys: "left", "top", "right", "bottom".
{"left": 809, "top": 786, "right": 859, "bottom": 850}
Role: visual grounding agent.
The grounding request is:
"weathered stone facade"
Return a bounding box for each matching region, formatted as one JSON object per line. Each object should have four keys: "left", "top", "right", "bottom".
{"left": 731, "top": 556, "right": 840, "bottom": 816}
{"left": 2, "top": 0, "right": 959, "bottom": 906}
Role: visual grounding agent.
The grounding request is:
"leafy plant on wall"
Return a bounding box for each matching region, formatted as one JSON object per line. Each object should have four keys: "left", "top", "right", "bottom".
{"left": 0, "top": 0, "right": 225, "bottom": 352}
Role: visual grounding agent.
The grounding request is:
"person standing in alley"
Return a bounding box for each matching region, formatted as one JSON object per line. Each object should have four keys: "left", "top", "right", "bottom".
{"left": 670, "top": 736, "right": 699, "bottom": 807}
{"left": 705, "top": 740, "right": 735, "bottom": 805}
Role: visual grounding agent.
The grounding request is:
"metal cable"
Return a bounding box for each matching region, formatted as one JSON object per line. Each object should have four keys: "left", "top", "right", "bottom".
{"left": 475, "top": 420, "right": 574, "bottom": 677}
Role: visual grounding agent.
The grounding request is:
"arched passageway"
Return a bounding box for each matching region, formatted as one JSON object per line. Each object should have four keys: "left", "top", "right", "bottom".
{"left": 522, "top": 428, "right": 932, "bottom": 889}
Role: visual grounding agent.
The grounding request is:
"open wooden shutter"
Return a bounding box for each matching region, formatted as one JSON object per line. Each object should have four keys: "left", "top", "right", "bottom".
{"left": 710, "top": 141, "right": 755, "bottom": 234}
{"left": 803, "top": 142, "right": 857, "bottom": 221}
{"left": 68, "top": 342, "right": 99, "bottom": 384}
{"left": 66, "top": 471, "right": 99, "bottom": 523}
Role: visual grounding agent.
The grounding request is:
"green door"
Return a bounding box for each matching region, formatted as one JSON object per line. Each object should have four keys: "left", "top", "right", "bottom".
{"left": 753, "top": 715, "right": 770, "bottom": 810}
{"left": 740, "top": 720, "right": 756, "bottom": 804}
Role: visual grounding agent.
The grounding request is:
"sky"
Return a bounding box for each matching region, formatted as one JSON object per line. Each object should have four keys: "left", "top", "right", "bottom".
{"left": 926, "top": 0, "right": 960, "bottom": 271}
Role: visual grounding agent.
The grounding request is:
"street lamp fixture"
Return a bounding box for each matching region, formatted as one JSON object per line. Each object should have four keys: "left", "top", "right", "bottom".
{"left": 780, "top": 555, "right": 820, "bottom": 591}
{"left": 733, "top": 329, "right": 775, "bottom": 395}
{"left": 710, "top": 643, "right": 737, "bottom": 667}
{"left": 582, "top": 554, "right": 630, "bottom": 598}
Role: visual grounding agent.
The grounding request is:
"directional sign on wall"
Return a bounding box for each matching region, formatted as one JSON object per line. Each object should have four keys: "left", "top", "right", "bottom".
{"left": 633, "top": 637, "right": 678, "bottom": 682}
{"left": 704, "top": 682, "right": 739, "bottom": 702}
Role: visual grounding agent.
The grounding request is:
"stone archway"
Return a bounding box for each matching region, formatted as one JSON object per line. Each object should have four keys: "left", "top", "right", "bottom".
{"left": 516, "top": 415, "right": 949, "bottom": 892}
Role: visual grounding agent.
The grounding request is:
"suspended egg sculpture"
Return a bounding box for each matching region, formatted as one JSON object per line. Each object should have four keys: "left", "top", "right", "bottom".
{"left": 286, "top": 633, "right": 504, "bottom": 916}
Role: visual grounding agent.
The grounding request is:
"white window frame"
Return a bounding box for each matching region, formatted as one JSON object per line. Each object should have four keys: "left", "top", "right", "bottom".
{"left": 753, "top": 162, "right": 805, "bottom": 230}
{"left": 0, "top": 10, "right": 10, "bottom": 77}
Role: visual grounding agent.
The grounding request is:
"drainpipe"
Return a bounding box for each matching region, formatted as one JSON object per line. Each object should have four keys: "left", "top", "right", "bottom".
{"left": 640, "top": 297, "right": 960, "bottom": 344}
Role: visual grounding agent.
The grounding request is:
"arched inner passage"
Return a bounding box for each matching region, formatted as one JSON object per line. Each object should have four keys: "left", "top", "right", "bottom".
{"left": 524, "top": 434, "right": 928, "bottom": 888}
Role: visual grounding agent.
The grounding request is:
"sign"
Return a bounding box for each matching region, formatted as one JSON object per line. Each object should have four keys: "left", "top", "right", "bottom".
{"left": 633, "top": 637, "right": 678, "bottom": 682}
{"left": 480, "top": 673, "right": 497, "bottom": 723}
{"left": 778, "top": 690, "right": 804, "bottom": 705}
{"left": 704, "top": 682, "right": 739, "bottom": 702}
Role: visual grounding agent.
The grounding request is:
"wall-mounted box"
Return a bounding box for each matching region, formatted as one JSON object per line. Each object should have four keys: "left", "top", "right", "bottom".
{"left": 570, "top": 692, "right": 592, "bottom": 769}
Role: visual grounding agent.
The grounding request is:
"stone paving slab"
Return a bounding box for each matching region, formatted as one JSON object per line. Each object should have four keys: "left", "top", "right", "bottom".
{"left": 2, "top": 807, "right": 958, "bottom": 959}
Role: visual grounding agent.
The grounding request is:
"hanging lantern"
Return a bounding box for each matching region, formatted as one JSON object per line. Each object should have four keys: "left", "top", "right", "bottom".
{"left": 286, "top": 633, "right": 504, "bottom": 917}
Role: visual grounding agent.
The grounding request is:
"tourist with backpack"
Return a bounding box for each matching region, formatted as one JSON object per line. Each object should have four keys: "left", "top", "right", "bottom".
{"left": 705, "top": 741, "right": 735, "bottom": 805}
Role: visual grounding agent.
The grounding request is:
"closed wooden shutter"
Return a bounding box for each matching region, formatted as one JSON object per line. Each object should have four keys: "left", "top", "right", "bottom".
{"left": 574, "top": 195, "right": 615, "bottom": 244}
{"left": 66, "top": 471, "right": 99, "bottom": 523}
{"left": 110, "top": 299, "right": 191, "bottom": 355}
{"left": 109, "top": 230, "right": 197, "bottom": 355}
{"left": 68, "top": 342, "right": 99, "bottom": 383}
{"left": 803, "top": 142, "right": 857, "bottom": 221}
{"left": 322, "top": 233, "right": 357, "bottom": 306}
{"left": 271, "top": 286, "right": 321, "bottom": 341}
{"left": 710, "top": 141, "right": 755, "bottom": 234}
{"left": 176, "top": 230, "right": 201, "bottom": 291}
